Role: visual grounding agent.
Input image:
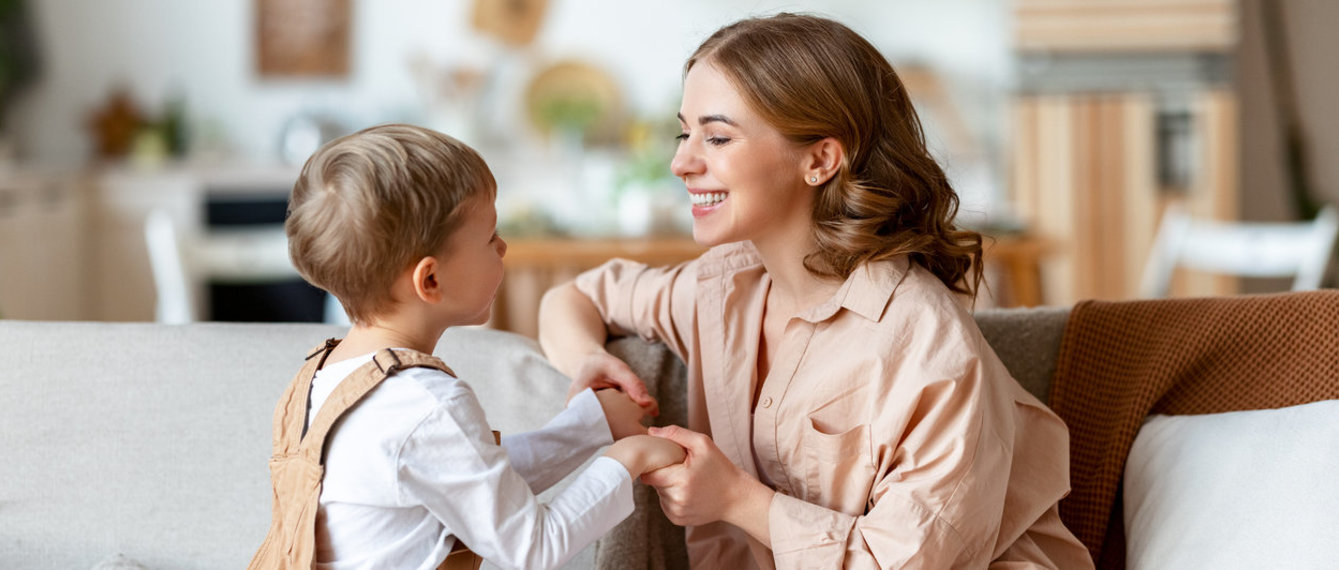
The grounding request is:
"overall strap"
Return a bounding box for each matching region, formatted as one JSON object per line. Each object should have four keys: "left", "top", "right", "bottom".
{"left": 271, "top": 339, "right": 340, "bottom": 457}
{"left": 299, "top": 348, "right": 456, "bottom": 464}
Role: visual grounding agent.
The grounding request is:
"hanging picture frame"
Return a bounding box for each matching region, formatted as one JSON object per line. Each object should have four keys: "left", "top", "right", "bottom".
{"left": 255, "top": 0, "right": 350, "bottom": 77}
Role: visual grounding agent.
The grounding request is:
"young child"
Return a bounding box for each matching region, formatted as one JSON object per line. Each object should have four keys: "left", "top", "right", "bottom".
{"left": 250, "top": 123, "right": 684, "bottom": 570}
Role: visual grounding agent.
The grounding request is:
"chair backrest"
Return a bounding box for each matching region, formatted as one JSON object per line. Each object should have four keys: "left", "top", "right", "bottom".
{"left": 145, "top": 208, "right": 195, "bottom": 324}
{"left": 1139, "top": 203, "right": 1339, "bottom": 298}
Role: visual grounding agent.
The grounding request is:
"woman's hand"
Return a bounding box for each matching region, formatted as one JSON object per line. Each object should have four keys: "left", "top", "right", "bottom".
{"left": 642, "top": 425, "right": 774, "bottom": 544}
{"left": 570, "top": 349, "right": 659, "bottom": 417}
{"left": 539, "top": 281, "right": 659, "bottom": 417}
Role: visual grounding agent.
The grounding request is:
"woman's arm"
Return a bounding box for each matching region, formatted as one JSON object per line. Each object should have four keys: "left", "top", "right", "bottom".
{"left": 538, "top": 281, "right": 658, "bottom": 415}
{"left": 537, "top": 282, "right": 609, "bottom": 378}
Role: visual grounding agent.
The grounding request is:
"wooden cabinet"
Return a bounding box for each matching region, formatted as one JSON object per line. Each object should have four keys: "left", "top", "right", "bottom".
{"left": 1010, "top": 0, "right": 1240, "bottom": 304}
{"left": 0, "top": 170, "right": 88, "bottom": 320}
{"left": 1014, "top": 0, "right": 1238, "bottom": 53}
{"left": 85, "top": 164, "right": 300, "bottom": 322}
{"left": 88, "top": 169, "right": 197, "bottom": 321}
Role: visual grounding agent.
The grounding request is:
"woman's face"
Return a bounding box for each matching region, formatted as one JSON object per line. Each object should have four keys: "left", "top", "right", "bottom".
{"left": 672, "top": 62, "right": 814, "bottom": 249}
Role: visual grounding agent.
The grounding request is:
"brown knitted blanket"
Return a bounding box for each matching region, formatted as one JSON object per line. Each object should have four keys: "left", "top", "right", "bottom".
{"left": 1049, "top": 291, "right": 1339, "bottom": 569}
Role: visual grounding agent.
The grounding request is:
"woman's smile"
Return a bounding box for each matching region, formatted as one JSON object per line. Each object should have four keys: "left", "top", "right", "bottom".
{"left": 688, "top": 189, "right": 728, "bottom": 217}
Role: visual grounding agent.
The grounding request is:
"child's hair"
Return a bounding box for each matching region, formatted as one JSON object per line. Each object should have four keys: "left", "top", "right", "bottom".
{"left": 687, "top": 13, "right": 984, "bottom": 298}
{"left": 286, "top": 123, "right": 496, "bottom": 324}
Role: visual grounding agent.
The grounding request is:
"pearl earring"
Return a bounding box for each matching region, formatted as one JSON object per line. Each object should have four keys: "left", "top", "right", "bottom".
{"left": 809, "top": 176, "right": 818, "bottom": 183}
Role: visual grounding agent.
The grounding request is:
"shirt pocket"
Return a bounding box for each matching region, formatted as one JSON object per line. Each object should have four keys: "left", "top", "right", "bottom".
{"left": 800, "top": 418, "right": 875, "bottom": 516}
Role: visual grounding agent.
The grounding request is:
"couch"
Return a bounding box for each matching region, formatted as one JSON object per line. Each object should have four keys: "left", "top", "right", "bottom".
{"left": 2, "top": 300, "right": 1335, "bottom": 569}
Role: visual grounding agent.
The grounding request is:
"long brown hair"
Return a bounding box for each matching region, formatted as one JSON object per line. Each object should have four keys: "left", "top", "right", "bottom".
{"left": 687, "top": 13, "right": 983, "bottom": 297}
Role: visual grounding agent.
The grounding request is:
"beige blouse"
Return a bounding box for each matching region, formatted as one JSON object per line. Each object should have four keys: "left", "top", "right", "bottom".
{"left": 576, "top": 242, "right": 1092, "bottom": 569}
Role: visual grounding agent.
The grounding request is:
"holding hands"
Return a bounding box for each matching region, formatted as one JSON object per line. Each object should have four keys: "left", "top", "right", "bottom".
{"left": 641, "top": 425, "right": 775, "bottom": 544}
{"left": 604, "top": 435, "right": 687, "bottom": 478}
{"left": 591, "top": 387, "right": 772, "bottom": 541}
{"left": 596, "top": 388, "right": 687, "bottom": 477}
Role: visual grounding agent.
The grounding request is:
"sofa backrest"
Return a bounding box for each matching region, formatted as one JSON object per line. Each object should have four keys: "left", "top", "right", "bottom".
{"left": 0, "top": 306, "right": 1070, "bottom": 570}
{"left": 972, "top": 306, "right": 1071, "bottom": 402}
{"left": 607, "top": 306, "right": 1072, "bottom": 408}
{"left": 0, "top": 321, "right": 586, "bottom": 570}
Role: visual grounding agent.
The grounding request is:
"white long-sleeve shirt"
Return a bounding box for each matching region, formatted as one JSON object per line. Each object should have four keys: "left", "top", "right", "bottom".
{"left": 307, "top": 349, "right": 634, "bottom": 570}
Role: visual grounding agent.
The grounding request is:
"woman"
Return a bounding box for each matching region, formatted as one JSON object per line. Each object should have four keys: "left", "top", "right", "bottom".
{"left": 539, "top": 13, "right": 1092, "bottom": 569}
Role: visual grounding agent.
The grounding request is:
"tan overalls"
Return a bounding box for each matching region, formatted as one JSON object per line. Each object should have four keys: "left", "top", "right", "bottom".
{"left": 249, "top": 339, "right": 484, "bottom": 570}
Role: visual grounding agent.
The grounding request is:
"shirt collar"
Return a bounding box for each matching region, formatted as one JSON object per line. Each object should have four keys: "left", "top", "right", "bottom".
{"left": 796, "top": 255, "right": 910, "bottom": 323}
{"left": 697, "top": 242, "right": 911, "bottom": 323}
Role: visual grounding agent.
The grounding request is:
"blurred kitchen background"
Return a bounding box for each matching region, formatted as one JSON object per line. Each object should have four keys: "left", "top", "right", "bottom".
{"left": 1, "top": 0, "right": 1336, "bottom": 337}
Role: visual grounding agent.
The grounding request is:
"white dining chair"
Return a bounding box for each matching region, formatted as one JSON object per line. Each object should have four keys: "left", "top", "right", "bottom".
{"left": 1139, "top": 203, "right": 1339, "bottom": 298}
{"left": 144, "top": 208, "right": 349, "bottom": 324}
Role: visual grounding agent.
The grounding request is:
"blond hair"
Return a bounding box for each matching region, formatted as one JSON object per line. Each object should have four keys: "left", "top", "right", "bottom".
{"left": 286, "top": 124, "right": 495, "bottom": 323}
{"left": 687, "top": 13, "right": 983, "bottom": 297}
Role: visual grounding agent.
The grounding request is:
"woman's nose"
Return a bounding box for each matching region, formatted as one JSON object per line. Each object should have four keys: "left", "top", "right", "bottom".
{"left": 670, "top": 143, "right": 701, "bottom": 180}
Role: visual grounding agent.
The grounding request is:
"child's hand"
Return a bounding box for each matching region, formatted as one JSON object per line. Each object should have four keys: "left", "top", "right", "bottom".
{"left": 634, "top": 434, "right": 687, "bottom": 473}
{"left": 596, "top": 388, "right": 648, "bottom": 439}
{"left": 603, "top": 434, "right": 687, "bottom": 477}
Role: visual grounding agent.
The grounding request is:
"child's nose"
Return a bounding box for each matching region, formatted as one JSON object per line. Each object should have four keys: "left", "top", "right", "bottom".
{"left": 496, "top": 236, "right": 507, "bottom": 258}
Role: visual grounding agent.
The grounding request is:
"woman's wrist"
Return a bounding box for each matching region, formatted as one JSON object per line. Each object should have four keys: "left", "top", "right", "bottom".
{"left": 721, "top": 465, "right": 776, "bottom": 545}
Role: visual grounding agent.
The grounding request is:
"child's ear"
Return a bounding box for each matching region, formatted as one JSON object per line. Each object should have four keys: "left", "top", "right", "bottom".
{"left": 410, "top": 256, "right": 443, "bottom": 303}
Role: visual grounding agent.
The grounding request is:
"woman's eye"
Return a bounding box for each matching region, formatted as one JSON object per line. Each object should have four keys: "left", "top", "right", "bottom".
{"left": 706, "top": 136, "right": 731, "bottom": 146}
{"left": 675, "top": 133, "right": 689, "bottom": 142}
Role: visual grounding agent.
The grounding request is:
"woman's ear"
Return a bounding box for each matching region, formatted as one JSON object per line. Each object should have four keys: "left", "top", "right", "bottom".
{"left": 803, "top": 137, "right": 844, "bottom": 186}
{"left": 410, "top": 256, "right": 443, "bottom": 304}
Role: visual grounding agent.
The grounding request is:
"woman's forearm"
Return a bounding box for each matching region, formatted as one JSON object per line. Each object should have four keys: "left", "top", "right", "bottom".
{"left": 538, "top": 281, "right": 611, "bottom": 377}
{"left": 723, "top": 470, "right": 776, "bottom": 547}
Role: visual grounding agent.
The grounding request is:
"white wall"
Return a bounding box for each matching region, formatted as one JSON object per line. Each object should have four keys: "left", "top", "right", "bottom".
{"left": 10, "top": 0, "right": 1012, "bottom": 171}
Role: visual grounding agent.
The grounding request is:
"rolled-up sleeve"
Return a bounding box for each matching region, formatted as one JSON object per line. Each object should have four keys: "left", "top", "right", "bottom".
{"left": 573, "top": 258, "right": 696, "bottom": 359}
{"left": 770, "top": 491, "right": 969, "bottom": 569}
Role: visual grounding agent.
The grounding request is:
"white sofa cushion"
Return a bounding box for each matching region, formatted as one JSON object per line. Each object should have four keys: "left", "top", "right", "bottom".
{"left": 1123, "top": 399, "right": 1339, "bottom": 569}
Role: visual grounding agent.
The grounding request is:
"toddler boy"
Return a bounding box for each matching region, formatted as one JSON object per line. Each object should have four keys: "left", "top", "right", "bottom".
{"left": 250, "top": 124, "right": 682, "bottom": 570}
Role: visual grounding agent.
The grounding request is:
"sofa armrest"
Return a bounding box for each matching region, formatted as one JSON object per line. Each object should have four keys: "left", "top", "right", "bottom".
{"left": 594, "top": 336, "right": 691, "bottom": 570}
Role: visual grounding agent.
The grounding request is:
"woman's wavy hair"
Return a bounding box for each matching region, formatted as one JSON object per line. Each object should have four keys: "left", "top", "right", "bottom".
{"left": 686, "top": 13, "right": 983, "bottom": 298}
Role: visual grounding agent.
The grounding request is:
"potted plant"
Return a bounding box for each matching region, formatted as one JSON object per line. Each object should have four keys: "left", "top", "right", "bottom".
{"left": 613, "top": 115, "right": 686, "bottom": 236}
{"left": 0, "top": 0, "right": 41, "bottom": 162}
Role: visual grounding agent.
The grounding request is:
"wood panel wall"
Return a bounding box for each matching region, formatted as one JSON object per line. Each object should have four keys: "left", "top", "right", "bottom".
{"left": 1011, "top": 90, "right": 1237, "bottom": 304}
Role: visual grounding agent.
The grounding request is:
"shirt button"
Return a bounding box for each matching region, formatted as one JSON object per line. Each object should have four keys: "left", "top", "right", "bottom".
{"left": 760, "top": 396, "right": 773, "bottom": 408}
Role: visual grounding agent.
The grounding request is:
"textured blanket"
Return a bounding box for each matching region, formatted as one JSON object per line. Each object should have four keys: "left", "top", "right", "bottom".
{"left": 1050, "top": 291, "right": 1339, "bottom": 568}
